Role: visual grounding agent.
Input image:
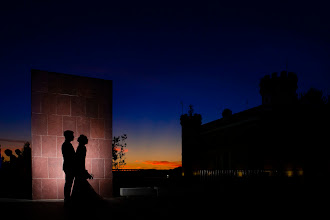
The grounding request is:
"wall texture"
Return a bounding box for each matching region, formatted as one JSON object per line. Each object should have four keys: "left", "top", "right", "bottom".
{"left": 31, "top": 69, "right": 112, "bottom": 199}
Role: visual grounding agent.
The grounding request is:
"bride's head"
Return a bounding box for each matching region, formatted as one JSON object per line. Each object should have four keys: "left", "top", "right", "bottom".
{"left": 77, "top": 134, "right": 88, "bottom": 145}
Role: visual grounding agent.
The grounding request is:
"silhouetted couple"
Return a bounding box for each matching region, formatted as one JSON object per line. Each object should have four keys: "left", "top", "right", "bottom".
{"left": 62, "top": 130, "right": 102, "bottom": 207}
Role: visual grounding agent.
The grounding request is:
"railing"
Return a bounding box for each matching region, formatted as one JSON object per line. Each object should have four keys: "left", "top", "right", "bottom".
{"left": 195, "top": 169, "right": 303, "bottom": 182}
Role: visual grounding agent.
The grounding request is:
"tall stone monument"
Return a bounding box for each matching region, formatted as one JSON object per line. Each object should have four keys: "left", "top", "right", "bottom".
{"left": 31, "top": 69, "right": 112, "bottom": 199}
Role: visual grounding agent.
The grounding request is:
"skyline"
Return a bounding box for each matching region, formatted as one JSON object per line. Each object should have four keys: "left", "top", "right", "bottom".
{"left": 1, "top": 1, "right": 330, "bottom": 169}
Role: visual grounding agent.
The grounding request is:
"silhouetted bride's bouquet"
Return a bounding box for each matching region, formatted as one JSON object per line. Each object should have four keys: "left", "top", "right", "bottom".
{"left": 82, "top": 169, "right": 93, "bottom": 180}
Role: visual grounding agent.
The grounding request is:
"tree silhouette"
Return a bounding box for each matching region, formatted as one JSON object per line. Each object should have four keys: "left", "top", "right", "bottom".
{"left": 299, "top": 88, "right": 327, "bottom": 104}
{"left": 112, "top": 134, "right": 127, "bottom": 169}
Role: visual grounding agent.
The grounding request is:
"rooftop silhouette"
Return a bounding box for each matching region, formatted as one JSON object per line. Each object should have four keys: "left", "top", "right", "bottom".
{"left": 181, "top": 71, "right": 330, "bottom": 188}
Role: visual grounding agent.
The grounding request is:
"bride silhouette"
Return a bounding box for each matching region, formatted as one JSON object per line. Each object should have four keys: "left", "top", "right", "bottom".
{"left": 71, "top": 134, "right": 103, "bottom": 206}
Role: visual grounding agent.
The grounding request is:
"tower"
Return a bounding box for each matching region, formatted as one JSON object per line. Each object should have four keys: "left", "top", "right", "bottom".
{"left": 180, "top": 105, "right": 202, "bottom": 179}
{"left": 259, "top": 71, "right": 298, "bottom": 105}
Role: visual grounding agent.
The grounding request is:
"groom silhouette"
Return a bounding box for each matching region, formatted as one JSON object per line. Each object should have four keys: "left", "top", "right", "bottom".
{"left": 62, "top": 130, "right": 75, "bottom": 206}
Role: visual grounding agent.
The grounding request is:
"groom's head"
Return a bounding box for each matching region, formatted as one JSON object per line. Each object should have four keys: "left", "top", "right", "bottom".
{"left": 64, "top": 130, "right": 74, "bottom": 142}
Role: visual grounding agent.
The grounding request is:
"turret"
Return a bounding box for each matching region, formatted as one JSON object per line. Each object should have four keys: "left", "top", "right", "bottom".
{"left": 259, "top": 71, "right": 298, "bottom": 105}
{"left": 180, "top": 105, "right": 202, "bottom": 179}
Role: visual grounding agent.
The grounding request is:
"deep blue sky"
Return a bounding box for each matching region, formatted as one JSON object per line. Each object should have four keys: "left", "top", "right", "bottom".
{"left": 1, "top": 0, "right": 329, "bottom": 168}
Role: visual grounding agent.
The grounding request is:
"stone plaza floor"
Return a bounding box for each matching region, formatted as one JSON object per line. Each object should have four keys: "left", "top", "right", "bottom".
{"left": 1, "top": 184, "right": 329, "bottom": 220}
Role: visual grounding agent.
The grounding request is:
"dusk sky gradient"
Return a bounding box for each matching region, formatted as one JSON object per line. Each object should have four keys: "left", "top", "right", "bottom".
{"left": 1, "top": 0, "right": 330, "bottom": 169}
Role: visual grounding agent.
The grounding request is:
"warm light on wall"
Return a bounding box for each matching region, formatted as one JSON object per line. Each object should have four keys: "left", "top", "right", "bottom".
{"left": 31, "top": 70, "right": 113, "bottom": 199}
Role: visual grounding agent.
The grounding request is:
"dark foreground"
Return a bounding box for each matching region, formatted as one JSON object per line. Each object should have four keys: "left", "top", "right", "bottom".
{"left": 1, "top": 184, "right": 329, "bottom": 220}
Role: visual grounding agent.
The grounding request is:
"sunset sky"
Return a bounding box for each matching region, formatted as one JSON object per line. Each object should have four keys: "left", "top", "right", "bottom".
{"left": 1, "top": 1, "right": 330, "bottom": 169}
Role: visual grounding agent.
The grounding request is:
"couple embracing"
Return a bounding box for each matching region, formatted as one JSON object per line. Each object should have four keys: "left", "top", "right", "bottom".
{"left": 62, "top": 130, "right": 102, "bottom": 207}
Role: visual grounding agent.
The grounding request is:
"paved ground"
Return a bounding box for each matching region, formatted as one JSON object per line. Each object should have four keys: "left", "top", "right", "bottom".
{"left": 1, "top": 185, "right": 329, "bottom": 220}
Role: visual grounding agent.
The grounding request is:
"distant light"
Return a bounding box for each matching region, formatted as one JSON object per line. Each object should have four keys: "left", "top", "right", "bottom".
{"left": 166, "top": 175, "right": 169, "bottom": 178}
{"left": 182, "top": 172, "right": 184, "bottom": 177}
{"left": 286, "top": 170, "right": 293, "bottom": 177}
{"left": 237, "top": 171, "right": 243, "bottom": 177}
{"left": 265, "top": 170, "right": 272, "bottom": 176}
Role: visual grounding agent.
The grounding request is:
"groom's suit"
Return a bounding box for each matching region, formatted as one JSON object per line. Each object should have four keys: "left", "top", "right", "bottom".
{"left": 62, "top": 140, "right": 75, "bottom": 202}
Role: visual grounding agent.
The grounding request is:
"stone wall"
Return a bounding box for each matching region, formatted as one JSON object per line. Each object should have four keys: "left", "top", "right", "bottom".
{"left": 31, "top": 69, "right": 112, "bottom": 199}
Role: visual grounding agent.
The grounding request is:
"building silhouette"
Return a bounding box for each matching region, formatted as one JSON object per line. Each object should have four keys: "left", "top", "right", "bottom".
{"left": 181, "top": 71, "right": 330, "bottom": 182}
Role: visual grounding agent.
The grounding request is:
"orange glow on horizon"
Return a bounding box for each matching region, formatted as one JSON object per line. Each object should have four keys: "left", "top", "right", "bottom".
{"left": 142, "top": 160, "right": 181, "bottom": 168}
{"left": 117, "top": 160, "right": 181, "bottom": 170}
